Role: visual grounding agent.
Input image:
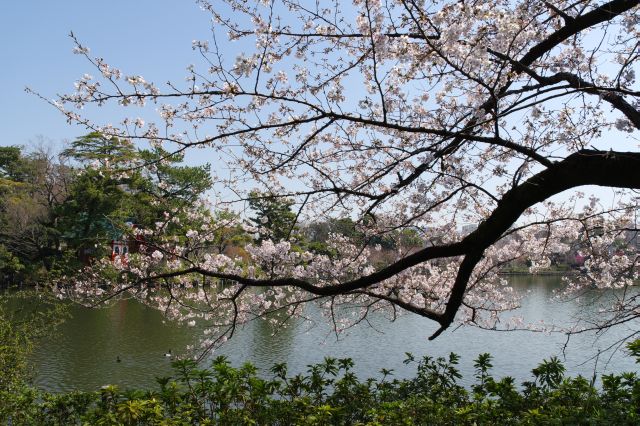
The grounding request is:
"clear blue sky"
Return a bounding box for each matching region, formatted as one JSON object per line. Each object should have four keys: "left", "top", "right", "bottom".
{"left": 1, "top": 1, "right": 213, "bottom": 148}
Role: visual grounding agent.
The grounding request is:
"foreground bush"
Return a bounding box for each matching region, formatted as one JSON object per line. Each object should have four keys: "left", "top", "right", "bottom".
{"left": 1, "top": 346, "right": 639, "bottom": 425}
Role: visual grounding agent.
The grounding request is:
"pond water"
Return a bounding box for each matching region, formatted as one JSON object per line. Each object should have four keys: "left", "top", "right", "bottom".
{"left": 23, "top": 276, "right": 640, "bottom": 392}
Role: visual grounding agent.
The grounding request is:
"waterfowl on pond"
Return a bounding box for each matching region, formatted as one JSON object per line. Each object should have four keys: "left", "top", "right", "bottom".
{"left": 116, "top": 356, "right": 121, "bottom": 363}
{"left": 164, "top": 350, "right": 172, "bottom": 357}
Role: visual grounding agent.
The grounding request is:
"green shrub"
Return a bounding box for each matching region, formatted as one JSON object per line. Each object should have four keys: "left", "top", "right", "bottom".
{"left": 2, "top": 342, "right": 640, "bottom": 425}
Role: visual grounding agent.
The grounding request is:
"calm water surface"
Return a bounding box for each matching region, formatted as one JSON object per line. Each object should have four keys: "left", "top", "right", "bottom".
{"left": 25, "top": 276, "right": 639, "bottom": 392}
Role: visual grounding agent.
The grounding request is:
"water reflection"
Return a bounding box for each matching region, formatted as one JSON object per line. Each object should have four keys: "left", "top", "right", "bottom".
{"left": 31, "top": 300, "right": 196, "bottom": 392}
{"left": 26, "top": 276, "right": 639, "bottom": 392}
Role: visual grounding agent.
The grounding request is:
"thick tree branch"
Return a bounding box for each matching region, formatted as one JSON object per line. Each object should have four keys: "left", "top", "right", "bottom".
{"left": 520, "top": 0, "right": 639, "bottom": 68}
{"left": 488, "top": 49, "right": 640, "bottom": 128}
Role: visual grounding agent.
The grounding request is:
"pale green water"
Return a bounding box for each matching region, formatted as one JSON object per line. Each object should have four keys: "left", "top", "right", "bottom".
{"left": 21, "top": 276, "right": 640, "bottom": 392}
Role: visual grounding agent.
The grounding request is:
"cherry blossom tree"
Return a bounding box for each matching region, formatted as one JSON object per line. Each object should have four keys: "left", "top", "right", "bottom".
{"left": 47, "top": 0, "right": 640, "bottom": 354}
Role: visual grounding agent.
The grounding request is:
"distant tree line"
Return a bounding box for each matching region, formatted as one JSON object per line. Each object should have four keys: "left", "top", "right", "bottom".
{"left": 6, "top": 136, "right": 625, "bottom": 287}
{"left": 249, "top": 192, "right": 425, "bottom": 257}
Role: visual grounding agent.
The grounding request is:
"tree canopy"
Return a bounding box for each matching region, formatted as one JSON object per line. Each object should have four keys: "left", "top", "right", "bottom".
{"left": 0, "top": 146, "right": 70, "bottom": 279}
{"left": 248, "top": 191, "right": 298, "bottom": 243}
{"left": 58, "top": 132, "right": 214, "bottom": 256}
{"left": 51, "top": 0, "right": 640, "bottom": 350}
{"left": 0, "top": 137, "right": 215, "bottom": 284}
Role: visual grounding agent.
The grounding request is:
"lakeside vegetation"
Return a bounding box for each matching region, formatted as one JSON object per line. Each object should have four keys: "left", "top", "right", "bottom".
{"left": 2, "top": 303, "right": 639, "bottom": 425}
{"left": 2, "top": 291, "right": 639, "bottom": 425}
